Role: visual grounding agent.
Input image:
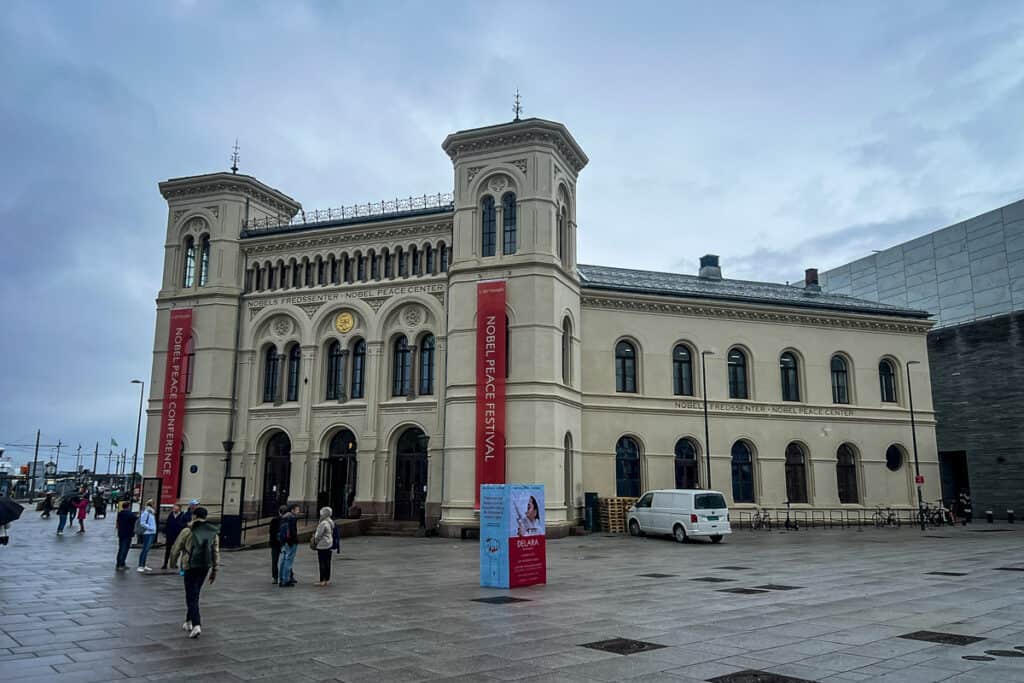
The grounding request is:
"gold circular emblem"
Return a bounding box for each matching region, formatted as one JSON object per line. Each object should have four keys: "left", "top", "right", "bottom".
{"left": 334, "top": 311, "right": 354, "bottom": 333}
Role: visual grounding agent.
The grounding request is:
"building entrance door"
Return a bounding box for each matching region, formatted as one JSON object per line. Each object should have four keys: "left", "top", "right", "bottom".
{"left": 938, "top": 450, "right": 970, "bottom": 507}
{"left": 394, "top": 427, "right": 428, "bottom": 524}
{"left": 261, "top": 432, "right": 291, "bottom": 517}
{"left": 318, "top": 429, "right": 357, "bottom": 517}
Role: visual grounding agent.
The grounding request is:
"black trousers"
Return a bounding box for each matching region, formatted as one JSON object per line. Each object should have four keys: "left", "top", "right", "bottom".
{"left": 184, "top": 567, "right": 209, "bottom": 627}
{"left": 162, "top": 536, "right": 178, "bottom": 568}
{"left": 317, "top": 548, "right": 332, "bottom": 582}
{"left": 271, "top": 544, "right": 281, "bottom": 581}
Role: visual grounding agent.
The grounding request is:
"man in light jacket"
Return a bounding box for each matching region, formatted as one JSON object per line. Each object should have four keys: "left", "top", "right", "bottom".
{"left": 137, "top": 500, "right": 157, "bottom": 572}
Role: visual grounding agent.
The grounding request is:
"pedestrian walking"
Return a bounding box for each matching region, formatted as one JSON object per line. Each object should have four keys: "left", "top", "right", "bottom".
{"left": 0, "top": 521, "right": 9, "bottom": 546}
{"left": 136, "top": 499, "right": 157, "bottom": 572}
{"left": 0, "top": 493, "right": 23, "bottom": 547}
{"left": 181, "top": 499, "right": 199, "bottom": 526}
{"left": 312, "top": 507, "right": 336, "bottom": 587}
{"left": 41, "top": 493, "right": 54, "bottom": 519}
{"left": 75, "top": 495, "right": 89, "bottom": 533}
{"left": 169, "top": 507, "right": 220, "bottom": 639}
{"left": 268, "top": 504, "right": 287, "bottom": 584}
{"left": 161, "top": 504, "right": 187, "bottom": 570}
{"left": 56, "top": 495, "right": 73, "bottom": 535}
{"left": 115, "top": 501, "right": 136, "bottom": 570}
{"left": 277, "top": 503, "right": 300, "bottom": 587}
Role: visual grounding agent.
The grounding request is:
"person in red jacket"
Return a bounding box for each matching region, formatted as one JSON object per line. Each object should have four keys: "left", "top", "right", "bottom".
{"left": 75, "top": 496, "right": 89, "bottom": 533}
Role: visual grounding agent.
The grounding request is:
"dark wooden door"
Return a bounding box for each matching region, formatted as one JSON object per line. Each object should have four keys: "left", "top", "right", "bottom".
{"left": 394, "top": 452, "right": 427, "bottom": 523}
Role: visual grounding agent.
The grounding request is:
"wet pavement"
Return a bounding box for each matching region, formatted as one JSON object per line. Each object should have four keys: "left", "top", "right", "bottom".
{"left": 2, "top": 510, "right": 1024, "bottom": 682}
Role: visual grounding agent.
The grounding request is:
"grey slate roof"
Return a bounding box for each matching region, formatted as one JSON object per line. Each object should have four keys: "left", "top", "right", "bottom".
{"left": 577, "top": 264, "right": 931, "bottom": 319}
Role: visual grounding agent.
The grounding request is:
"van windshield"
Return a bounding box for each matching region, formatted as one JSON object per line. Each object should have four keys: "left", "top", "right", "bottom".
{"left": 694, "top": 493, "right": 727, "bottom": 510}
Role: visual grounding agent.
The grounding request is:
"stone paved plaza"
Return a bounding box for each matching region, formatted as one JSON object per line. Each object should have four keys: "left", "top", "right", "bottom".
{"left": 2, "top": 512, "right": 1024, "bottom": 683}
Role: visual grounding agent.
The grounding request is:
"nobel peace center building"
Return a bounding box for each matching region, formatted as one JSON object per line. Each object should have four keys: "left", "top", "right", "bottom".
{"left": 144, "top": 117, "right": 940, "bottom": 536}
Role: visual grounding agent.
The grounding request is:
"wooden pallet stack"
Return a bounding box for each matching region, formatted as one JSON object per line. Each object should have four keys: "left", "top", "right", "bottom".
{"left": 599, "top": 496, "right": 637, "bottom": 533}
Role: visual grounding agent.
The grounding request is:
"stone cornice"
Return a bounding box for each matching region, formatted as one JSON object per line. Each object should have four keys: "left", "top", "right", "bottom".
{"left": 581, "top": 292, "right": 933, "bottom": 335}
{"left": 441, "top": 118, "right": 588, "bottom": 174}
{"left": 159, "top": 172, "right": 301, "bottom": 218}
{"left": 240, "top": 219, "right": 452, "bottom": 256}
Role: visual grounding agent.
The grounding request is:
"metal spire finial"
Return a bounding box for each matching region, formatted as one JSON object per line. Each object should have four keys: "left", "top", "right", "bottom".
{"left": 230, "top": 139, "right": 240, "bottom": 174}
{"left": 513, "top": 89, "right": 522, "bottom": 121}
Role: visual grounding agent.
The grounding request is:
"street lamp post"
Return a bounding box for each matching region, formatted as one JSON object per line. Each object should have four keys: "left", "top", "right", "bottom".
{"left": 701, "top": 350, "right": 715, "bottom": 489}
{"left": 130, "top": 379, "right": 145, "bottom": 509}
{"left": 906, "top": 361, "right": 924, "bottom": 531}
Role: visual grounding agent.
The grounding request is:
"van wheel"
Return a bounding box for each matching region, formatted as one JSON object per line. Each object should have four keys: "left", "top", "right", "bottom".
{"left": 673, "top": 524, "right": 687, "bottom": 543}
{"left": 710, "top": 535, "right": 723, "bottom": 544}
{"left": 628, "top": 519, "right": 641, "bottom": 537}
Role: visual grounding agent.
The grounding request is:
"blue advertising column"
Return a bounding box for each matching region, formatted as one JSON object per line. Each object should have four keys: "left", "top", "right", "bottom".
{"left": 480, "top": 483, "right": 546, "bottom": 589}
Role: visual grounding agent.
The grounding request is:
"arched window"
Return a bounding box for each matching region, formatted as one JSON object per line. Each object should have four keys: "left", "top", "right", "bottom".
{"left": 561, "top": 317, "right": 572, "bottom": 385}
{"left": 780, "top": 352, "right": 799, "bottom": 401}
{"left": 317, "top": 258, "right": 326, "bottom": 285}
{"left": 439, "top": 242, "right": 449, "bottom": 272}
{"left": 557, "top": 206, "right": 567, "bottom": 265}
{"left": 398, "top": 248, "right": 408, "bottom": 277}
{"left": 286, "top": 344, "right": 301, "bottom": 402}
{"left": 425, "top": 244, "right": 434, "bottom": 274}
{"left": 267, "top": 263, "right": 277, "bottom": 290}
{"left": 305, "top": 261, "right": 314, "bottom": 287}
{"left": 411, "top": 246, "right": 421, "bottom": 276}
{"left": 481, "top": 196, "right": 497, "bottom": 257}
{"left": 350, "top": 339, "right": 366, "bottom": 399}
{"left": 885, "top": 444, "right": 904, "bottom": 471}
{"left": 831, "top": 355, "right": 850, "bottom": 404}
{"left": 184, "top": 337, "right": 195, "bottom": 394}
{"left": 384, "top": 250, "right": 394, "bottom": 278}
{"left": 198, "top": 236, "right": 210, "bottom": 287}
{"left": 182, "top": 236, "right": 196, "bottom": 287}
{"left": 356, "top": 253, "right": 366, "bottom": 281}
{"left": 263, "top": 346, "right": 280, "bottom": 403}
{"left": 837, "top": 444, "right": 859, "bottom": 504}
{"left": 325, "top": 341, "right": 344, "bottom": 400}
{"left": 392, "top": 336, "right": 411, "bottom": 396}
{"left": 564, "top": 433, "right": 574, "bottom": 516}
{"left": 615, "top": 341, "right": 637, "bottom": 393}
{"left": 502, "top": 192, "right": 517, "bottom": 255}
{"left": 728, "top": 348, "right": 748, "bottom": 399}
{"left": 879, "top": 359, "right": 897, "bottom": 403}
{"left": 419, "top": 334, "right": 435, "bottom": 396}
{"left": 370, "top": 252, "right": 380, "bottom": 280}
{"left": 615, "top": 436, "right": 641, "bottom": 497}
{"left": 785, "top": 442, "right": 808, "bottom": 504}
{"left": 731, "top": 441, "right": 754, "bottom": 503}
{"left": 292, "top": 261, "right": 301, "bottom": 288}
{"left": 672, "top": 344, "right": 694, "bottom": 396}
{"left": 674, "top": 438, "right": 699, "bottom": 489}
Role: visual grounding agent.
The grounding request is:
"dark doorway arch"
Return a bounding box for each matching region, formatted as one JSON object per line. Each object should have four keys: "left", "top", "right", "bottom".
{"left": 394, "top": 427, "right": 428, "bottom": 524}
{"left": 615, "top": 436, "right": 641, "bottom": 497}
{"left": 261, "top": 431, "right": 291, "bottom": 517}
{"left": 674, "top": 438, "right": 700, "bottom": 489}
{"left": 318, "top": 429, "right": 357, "bottom": 517}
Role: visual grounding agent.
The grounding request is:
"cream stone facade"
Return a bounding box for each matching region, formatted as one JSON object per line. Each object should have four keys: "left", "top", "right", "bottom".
{"left": 144, "top": 117, "right": 939, "bottom": 537}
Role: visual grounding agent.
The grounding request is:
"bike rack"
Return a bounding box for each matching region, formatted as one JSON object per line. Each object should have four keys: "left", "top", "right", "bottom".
{"left": 810, "top": 510, "right": 826, "bottom": 528}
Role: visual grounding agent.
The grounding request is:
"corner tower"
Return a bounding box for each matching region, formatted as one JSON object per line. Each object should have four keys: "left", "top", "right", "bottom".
{"left": 440, "top": 118, "right": 588, "bottom": 536}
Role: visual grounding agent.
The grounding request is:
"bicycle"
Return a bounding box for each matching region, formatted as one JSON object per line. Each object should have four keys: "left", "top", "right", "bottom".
{"left": 872, "top": 506, "right": 900, "bottom": 528}
{"left": 751, "top": 508, "right": 772, "bottom": 531}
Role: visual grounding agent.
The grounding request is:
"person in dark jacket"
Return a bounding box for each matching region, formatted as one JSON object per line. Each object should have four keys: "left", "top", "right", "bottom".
{"left": 115, "top": 501, "right": 137, "bottom": 570}
{"left": 56, "top": 495, "right": 74, "bottom": 535}
{"left": 268, "top": 504, "right": 287, "bottom": 584}
{"left": 41, "top": 493, "right": 54, "bottom": 519}
{"left": 277, "top": 503, "right": 300, "bottom": 587}
{"left": 161, "top": 503, "right": 188, "bottom": 570}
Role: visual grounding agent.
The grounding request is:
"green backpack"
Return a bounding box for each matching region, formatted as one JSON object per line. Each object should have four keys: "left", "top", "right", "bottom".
{"left": 188, "top": 524, "right": 219, "bottom": 569}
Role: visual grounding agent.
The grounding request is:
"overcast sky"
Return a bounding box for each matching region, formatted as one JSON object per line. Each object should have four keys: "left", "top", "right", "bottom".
{"left": 2, "top": 1, "right": 1022, "bottom": 469}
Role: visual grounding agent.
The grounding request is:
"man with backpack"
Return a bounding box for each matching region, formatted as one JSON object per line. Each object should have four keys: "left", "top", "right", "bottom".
{"left": 169, "top": 506, "right": 220, "bottom": 639}
{"left": 277, "top": 503, "right": 300, "bottom": 588}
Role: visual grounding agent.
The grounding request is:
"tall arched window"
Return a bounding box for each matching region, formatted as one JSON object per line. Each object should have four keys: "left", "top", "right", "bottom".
{"left": 425, "top": 244, "right": 434, "bottom": 274}
{"left": 785, "top": 442, "right": 808, "bottom": 504}
{"left": 419, "top": 334, "right": 435, "bottom": 396}
{"left": 198, "top": 236, "right": 210, "bottom": 287}
{"left": 502, "top": 192, "right": 517, "bottom": 254}
{"left": 357, "top": 253, "right": 367, "bottom": 281}
{"left": 350, "top": 339, "right": 366, "bottom": 399}
{"left": 184, "top": 338, "right": 195, "bottom": 394}
{"left": 836, "top": 444, "right": 859, "bottom": 504}
{"left": 292, "top": 261, "right": 301, "bottom": 288}
{"left": 879, "top": 359, "right": 897, "bottom": 403}
{"left": 731, "top": 441, "right": 754, "bottom": 503}
{"left": 780, "top": 352, "right": 799, "bottom": 401}
{"left": 398, "top": 248, "right": 408, "bottom": 277}
{"left": 561, "top": 317, "right": 572, "bottom": 385}
{"left": 392, "top": 336, "right": 411, "bottom": 396}
{"left": 831, "top": 355, "right": 850, "bottom": 404}
{"left": 370, "top": 252, "right": 380, "bottom": 280}
{"left": 674, "top": 438, "right": 699, "bottom": 489}
{"left": 557, "top": 206, "right": 567, "bottom": 265}
{"left": 263, "top": 346, "right": 280, "bottom": 403}
{"left": 182, "top": 236, "right": 196, "bottom": 287}
{"left": 439, "top": 242, "right": 449, "bottom": 272}
{"left": 410, "top": 246, "right": 420, "bottom": 276}
{"left": 481, "top": 196, "right": 497, "bottom": 257}
{"left": 564, "top": 433, "right": 574, "bottom": 516}
{"left": 672, "top": 344, "right": 694, "bottom": 396}
{"left": 325, "top": 341, "right": 344, "bottom": 400}
{"left": 615, "top": 341, "right": 637, "bottom": 393}
{"left": 384, "top": 250, "right": 394, "bottom": 278}
{"left": 615, "top": 436, "right": 641, "bottom": 497}
{"left": 728, "top": 348, "right": 748, "bottom": 399}
{"left": 286, "top": 344, "right": 301, "bottom": 402}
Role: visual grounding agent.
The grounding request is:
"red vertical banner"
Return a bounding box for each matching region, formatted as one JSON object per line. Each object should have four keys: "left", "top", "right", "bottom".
{"left": 158, "top": 308, "right": 193, "bottom": 504}
{"left": 475, "top": 281, "right": 507, "bottom": 507}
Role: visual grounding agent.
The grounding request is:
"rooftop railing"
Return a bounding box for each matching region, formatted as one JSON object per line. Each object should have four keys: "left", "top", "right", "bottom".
{"left": 242, "top": 192, "right": 454, "bottom": 234}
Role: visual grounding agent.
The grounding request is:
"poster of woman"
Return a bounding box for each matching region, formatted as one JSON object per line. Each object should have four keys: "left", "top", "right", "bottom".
{"left": 509, "top": 485, "right": 544, "bottom": 537}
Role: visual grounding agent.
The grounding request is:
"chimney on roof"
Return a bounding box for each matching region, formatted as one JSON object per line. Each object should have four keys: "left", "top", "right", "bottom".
{"left": 804, "top": 268, "right": 820, "bottom": 292}
{"left": 699, "top": 254, "right": 722, "bottom": 280}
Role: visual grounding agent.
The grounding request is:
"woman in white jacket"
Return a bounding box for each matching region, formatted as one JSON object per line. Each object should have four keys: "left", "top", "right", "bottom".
{"left": 313, "top": 507, "right": 336, "bottom": 586}
{"left": 137, "top": 499, "right": 158, "bottom": 573}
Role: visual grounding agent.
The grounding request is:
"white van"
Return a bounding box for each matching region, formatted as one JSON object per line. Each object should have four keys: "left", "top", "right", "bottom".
{"left": 626, "top": 489, "right": 731, "bottom": 543}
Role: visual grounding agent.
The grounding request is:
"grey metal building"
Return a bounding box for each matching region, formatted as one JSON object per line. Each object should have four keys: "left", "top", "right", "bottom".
{"left": 821, "top": 199, "right": 1024, "bottom": 519}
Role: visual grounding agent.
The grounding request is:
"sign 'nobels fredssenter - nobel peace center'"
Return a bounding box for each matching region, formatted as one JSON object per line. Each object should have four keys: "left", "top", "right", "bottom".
{"left": 475, "top": 280, "right": 547, "bottom": 589}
